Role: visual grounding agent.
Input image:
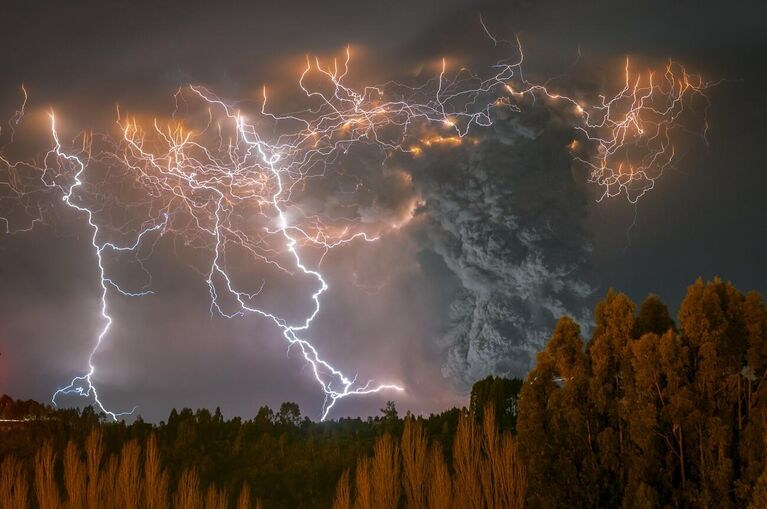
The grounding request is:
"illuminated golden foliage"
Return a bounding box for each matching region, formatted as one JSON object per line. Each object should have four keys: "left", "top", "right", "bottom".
{"left": 34, "top": 442, "right": 60, "bottom": 509}
{"left": 144, "top": 434, "right": 169, "bottom": 509}
{"left": 63, "top": 441, "right": 85, "bottom": 509}
{"left": 336, "top": 410, "right": 525, "bottom": 509}
{"left": 332, "top": 470, "right": 352, "bottom": 509}
{"left": 8, "top": 437, "right": 263, "bottom": 509}
{"left": 0, "top": 456, "right": 29, "bottom": 509}
{"left": 116, "top": 440, "right": 143, "bottom": 509}
{"left": 401, "top": 419, "right": 428, "bottom": 509}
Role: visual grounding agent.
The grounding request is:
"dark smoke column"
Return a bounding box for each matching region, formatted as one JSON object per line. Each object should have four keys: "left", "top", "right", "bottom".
{"left": 412, "top": 107, "right": 597, "bottom": 388}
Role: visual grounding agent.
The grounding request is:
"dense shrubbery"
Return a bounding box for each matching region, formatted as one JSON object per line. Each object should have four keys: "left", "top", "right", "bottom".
{"left": 2, "top": 277, "right": 766, "bottom": 508}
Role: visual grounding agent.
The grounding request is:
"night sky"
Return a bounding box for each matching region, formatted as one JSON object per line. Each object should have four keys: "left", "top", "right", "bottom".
{"left": 1, "top": 0, "right": 765, "bottom": 422}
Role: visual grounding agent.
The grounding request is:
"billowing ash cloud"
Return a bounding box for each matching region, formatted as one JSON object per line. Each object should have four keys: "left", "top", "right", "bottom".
{"left": 409, "top": 107, "right": 597, "bottom": 388}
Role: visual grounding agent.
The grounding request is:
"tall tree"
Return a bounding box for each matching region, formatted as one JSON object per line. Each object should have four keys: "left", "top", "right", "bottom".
{"left": 518, "top": 316, "right": 596, "bottom": 508}
{"left": 586, "top": 290, "right": 635, "bottom": 506}
{"left": 633, "top": 294, "right": 676, "bottom": 338}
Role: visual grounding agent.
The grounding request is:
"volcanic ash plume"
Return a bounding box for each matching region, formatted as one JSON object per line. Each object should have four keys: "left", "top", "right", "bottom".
{"left": 410, "top": 108, "right": 597, "bottom": 387}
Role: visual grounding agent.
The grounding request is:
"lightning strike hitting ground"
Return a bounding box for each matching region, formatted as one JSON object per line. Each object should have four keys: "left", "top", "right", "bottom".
{"left": 0, "top": 39, "right": 715, "bottom": 420}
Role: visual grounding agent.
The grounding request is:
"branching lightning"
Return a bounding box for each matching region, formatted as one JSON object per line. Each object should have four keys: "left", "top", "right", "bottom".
{"left": 0, "top": 37, "right": 716, "bottom": 420}
{"left": 45, "top": 115, "right": 170, "bottom": 420}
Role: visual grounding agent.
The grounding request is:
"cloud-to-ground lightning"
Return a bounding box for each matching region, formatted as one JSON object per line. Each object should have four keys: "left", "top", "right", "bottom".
{"left": 46, "top": 114, "right": 170, "bottom": 420}
{"left": 0, "top": 37, "right": 715, "bottom": 420}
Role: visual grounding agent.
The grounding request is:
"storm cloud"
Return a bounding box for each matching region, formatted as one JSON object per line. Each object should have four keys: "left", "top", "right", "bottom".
{"left": 0, "top": 0, "right": 765, "bottom": 421}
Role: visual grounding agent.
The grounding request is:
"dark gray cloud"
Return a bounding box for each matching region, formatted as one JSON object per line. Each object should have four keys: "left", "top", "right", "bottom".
{"left": 407, "top": 109, "right": 595, "bottom": 387}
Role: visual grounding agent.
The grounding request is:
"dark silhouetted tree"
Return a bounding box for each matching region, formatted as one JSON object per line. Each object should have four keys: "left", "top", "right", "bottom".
{"left": 469, "top": 376, "right": 523, "bottom": 431}
{"left": 276, "top": 402, "right": 301, "bottom": 427}
{"left": 633, "top": 294, "right": 676, "bottom": 338}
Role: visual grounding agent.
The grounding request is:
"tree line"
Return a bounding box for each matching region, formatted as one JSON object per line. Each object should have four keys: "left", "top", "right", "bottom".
{"left": 0, "top": 395, "right": 469, "bottom": 508}
{"left": 1, "top": 277, "right": 766, "bottom": 508}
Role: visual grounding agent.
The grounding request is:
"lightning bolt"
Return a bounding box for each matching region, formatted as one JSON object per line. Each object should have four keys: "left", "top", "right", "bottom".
{"left": 0, "top": 34, "right": 716, "bottom": 420}
{"left": 46, "top": 114, "right": 169, "bottom": 420}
